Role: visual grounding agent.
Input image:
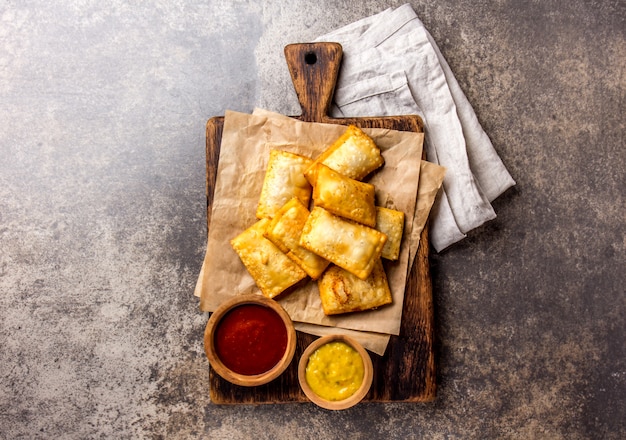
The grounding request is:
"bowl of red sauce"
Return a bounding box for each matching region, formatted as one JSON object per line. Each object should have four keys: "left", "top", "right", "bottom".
{"left": 204, "top": 294, "right": 297, "bottom": 387}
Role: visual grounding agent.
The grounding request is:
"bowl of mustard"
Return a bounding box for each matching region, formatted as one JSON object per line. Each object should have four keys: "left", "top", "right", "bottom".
{"left": 298, "top": 334, "right": 373, "bottom": 410}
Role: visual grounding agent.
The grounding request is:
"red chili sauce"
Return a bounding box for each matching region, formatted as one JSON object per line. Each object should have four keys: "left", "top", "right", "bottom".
{"left": 214, "top": 303, "right": 288, "bottom": 376}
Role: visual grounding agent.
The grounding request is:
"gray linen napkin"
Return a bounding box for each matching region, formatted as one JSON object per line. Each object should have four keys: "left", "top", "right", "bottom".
{"left": 316, "top": 4, "right": 515, "bottom": 251}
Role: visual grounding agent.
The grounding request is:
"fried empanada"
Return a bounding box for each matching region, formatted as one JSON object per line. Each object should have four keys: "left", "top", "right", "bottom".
{"left": 263, "top": 198, "right": 330, "bottom": 279}
{"left": 375, "top": 207, "right": 405, "bottom": 261}
{"left": 317, "top": 259, "right": 392, "bottom": 315}
{"left": 311, "top": 164, "right": 377, "bottom": 227}
{"left": 256, "top": 149, "right": 313, "bottom": 220}
{"left": 305, "top": 125, "right": 384, "bottom": 182}
{"left": 299, "top": 207, "right": 387, "bottom": 280}
{"left": 230, "top": 219, "right": 307, "bottom": 299}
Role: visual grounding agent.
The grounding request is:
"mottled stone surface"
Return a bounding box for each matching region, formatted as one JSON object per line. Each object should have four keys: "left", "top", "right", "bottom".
{"left": 1, "top": 1, "right": 624, "bottom": 439}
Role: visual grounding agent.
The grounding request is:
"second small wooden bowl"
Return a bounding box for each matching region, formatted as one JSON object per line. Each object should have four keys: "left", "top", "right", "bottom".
{"left": 298, "top": 334, "right": 373, "bottom": 410}
{"left": 204, "top": 294, "right": 296, "bottom": 387}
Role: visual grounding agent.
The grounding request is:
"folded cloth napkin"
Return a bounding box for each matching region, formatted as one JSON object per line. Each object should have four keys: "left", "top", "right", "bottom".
{"left": 316, "top": 4, "right": 515, "bottom": 251}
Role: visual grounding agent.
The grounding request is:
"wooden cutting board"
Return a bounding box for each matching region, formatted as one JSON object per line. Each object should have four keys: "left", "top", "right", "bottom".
{"left": 204, "top": 43, "right": 436, "bottom": 403}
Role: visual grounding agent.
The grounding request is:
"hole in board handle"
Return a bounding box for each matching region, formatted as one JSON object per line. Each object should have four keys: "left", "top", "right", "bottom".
{"left": 304, "top": 52, "right": 317, "bottom": 65}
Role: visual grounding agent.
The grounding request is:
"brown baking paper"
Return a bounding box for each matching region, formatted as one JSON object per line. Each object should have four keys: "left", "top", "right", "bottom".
{"left": 196, "top": 109, "right": 426, "bottom": 338}
{"left": 410, "top": 159, "right": 447, "bottom": 268}
{"left": 294, "top": 322, "right": 391, "bottom": 356}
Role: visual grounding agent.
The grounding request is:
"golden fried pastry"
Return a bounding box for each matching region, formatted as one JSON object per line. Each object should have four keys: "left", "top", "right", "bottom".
{"left": 263, "top": 198, "right": 330, "bottom": 279}
{"left": 317, "top": 259, "right": 392, "bottom": 315}
{"left": 230, "top": 219, "right": 307, "bottom": 298}
{"left": 305, "top": 125, "right": 384, "bottom": 182}
{"left": 375, "top": 207, "right": 405, "bottom": 260}
{"left": 311, "top": 164, "right": 377, "bottom": 227}
{"left": 256, "top": 149, "right": 313, "bottom": 220}
{"left": 299, "top": 207, "right": 387, "bottom": 280}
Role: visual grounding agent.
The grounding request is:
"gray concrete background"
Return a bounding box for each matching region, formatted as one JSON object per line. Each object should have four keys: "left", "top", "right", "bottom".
{"left": 1, "top": 1, "right": 624, "bottom": 438}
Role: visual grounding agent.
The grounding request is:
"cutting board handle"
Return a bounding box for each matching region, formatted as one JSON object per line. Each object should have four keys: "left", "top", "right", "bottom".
{"left": 284, "top": 42, "right": 343, "bottom": 122}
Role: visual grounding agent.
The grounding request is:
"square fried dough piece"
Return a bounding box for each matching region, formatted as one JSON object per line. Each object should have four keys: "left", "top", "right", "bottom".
{"left": 311, "top": 164, "right": 377, "bottom": 227}
{"left": 305, "top": 125, "right": 384, "bottom": 182}
{"left": 317, "top": 259, "right": 392, "bottom": 315}
{"left": 300, "top": 207, "right": 387, "bottom": 280}
{"left": 230, "top": 219, "right": 307, "bottom": 299}
{"left": 264, "top": 198, "right": 330, "bottom": 280}
{"left": 375, "top": 207, "right": 405, "bottom": 261}
{"left": 256, "top": 149, "right": 313, "bottom": 220}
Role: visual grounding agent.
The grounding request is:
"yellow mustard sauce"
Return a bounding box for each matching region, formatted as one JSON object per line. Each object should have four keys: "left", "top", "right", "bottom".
{"left": 305, "top": 341, "right": 364, "bottom": 401}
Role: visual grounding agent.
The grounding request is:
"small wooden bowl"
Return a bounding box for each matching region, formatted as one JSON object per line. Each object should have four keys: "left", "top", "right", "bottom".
{"left": 204, "top": 294, "right": 296, "bottom": 387}
{"left": 298, "top": 334, "right": 373, "bottom": 410}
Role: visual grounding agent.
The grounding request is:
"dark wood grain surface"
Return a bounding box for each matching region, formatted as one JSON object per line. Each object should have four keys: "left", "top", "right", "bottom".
{"left": 205, "top": 42, "right": 435, "bottom": 404}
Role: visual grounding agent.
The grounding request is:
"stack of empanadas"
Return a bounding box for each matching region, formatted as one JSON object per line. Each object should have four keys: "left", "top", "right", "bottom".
{"left": 230, "top": 125, "right": 406, "bottom": 316}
